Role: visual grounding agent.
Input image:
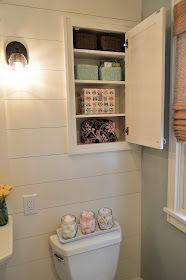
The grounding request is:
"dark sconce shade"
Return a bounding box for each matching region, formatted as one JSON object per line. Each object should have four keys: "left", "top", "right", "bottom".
{"left": 6, "top": 41, "right": 28, "bottom": 69}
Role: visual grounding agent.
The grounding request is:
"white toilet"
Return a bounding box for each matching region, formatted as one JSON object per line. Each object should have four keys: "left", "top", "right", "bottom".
{"left": 49, "top": 226, "right": 122, "bottom": 280}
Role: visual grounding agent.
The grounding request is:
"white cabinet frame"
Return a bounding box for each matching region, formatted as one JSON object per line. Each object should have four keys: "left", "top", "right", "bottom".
{"left": 64, "top": 9, "right": 166, "bottom": 155}
{"left": 64, "top": 18, "right": 133, "bottom": 155}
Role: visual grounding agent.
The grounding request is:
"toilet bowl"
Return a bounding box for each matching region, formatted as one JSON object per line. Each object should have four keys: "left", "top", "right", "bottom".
{"left": 49, "top": 225, "right": 122, "bottom": 280}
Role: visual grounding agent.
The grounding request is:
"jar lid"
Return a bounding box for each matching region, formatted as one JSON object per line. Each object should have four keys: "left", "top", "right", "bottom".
{"left": 98, "top": 207, "right": 112, "bottom": 216}
{"left": 80, "top": 210, "right": 95, "bottom": 219}
{"left": 61, "top": 215, "right": 76, "bottom": 224}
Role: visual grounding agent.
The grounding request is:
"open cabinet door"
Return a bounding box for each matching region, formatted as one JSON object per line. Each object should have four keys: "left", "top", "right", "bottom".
{"left": 125, "top": 8, "right": 166, "bottom": 149}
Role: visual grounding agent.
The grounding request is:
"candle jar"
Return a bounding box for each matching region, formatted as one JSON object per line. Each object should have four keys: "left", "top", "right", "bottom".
{"left": 80, "top": 210, "right": 96, "bottom": 235}
{"left": 61, "top": 215, "right": 77, "bottom": 239}
{"left": 97, "top": 208, "right": 114, "bottom": 230}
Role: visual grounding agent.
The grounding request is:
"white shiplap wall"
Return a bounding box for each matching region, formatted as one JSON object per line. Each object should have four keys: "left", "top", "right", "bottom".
{"left": 0, "top": 0, "right": 142, "bottom": 22}
{"left": 0, "top": 3, "right": 141, "bottom": 280}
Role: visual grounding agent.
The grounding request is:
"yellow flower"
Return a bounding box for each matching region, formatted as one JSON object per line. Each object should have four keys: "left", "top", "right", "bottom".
{"left": 0, "top": 184, "right": 13, "bottom": 199}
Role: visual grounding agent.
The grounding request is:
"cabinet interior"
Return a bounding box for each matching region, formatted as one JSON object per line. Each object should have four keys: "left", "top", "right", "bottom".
{"left": 71, "top": 26, "right": 126, "bottom": 152}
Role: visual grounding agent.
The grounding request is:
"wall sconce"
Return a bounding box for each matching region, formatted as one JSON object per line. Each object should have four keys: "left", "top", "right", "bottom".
{"left": 6, "top": 41, "right": 28, "bottom": 70}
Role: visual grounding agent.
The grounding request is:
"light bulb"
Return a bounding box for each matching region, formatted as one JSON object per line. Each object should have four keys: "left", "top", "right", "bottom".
{"left": 8, "top": 53, "right": 27, "bottom": 70}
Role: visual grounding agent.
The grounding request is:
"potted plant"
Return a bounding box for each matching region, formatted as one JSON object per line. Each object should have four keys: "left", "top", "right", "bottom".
{"left": 0, "top": 184, "right": 13, "bottom": 226}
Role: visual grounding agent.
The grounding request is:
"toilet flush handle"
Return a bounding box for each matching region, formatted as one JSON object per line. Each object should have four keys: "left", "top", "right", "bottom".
{"left": 54, "top": 253, "right": 65, "bottom": 263}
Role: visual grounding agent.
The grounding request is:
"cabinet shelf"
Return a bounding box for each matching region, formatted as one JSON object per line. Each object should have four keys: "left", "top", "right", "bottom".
{"left": 75, "top": 80, "right": 125, "bottom": 86}
{"left": 74, "top": 48, "right": 125, "bottom": 59}
{"left": 76, "top": 113, "right": 125, "bottom": 118}
{"left": 72, "top": 141, "right": 132, "bottom": 155}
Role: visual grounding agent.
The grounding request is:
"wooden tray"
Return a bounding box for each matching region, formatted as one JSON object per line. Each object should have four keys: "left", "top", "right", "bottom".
{"left": 56, "top": 221, "right": 120, "bottom": 244}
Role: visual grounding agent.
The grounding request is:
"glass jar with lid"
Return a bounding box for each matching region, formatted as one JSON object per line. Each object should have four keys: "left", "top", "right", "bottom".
{"left": 97, "top": 208, "right": 114, "bottom": 230}
{"left": 80, "top": 210, "right": 96, "bottom": 234}
{"left": 61, "top": 214, "right": 77, "bottom": 239}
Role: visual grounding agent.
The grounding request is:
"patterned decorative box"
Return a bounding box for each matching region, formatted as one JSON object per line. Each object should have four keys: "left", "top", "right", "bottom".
{"left": 99, "top": 66, "right": 122, "bottom": 81}
{"left": 75, "top": 64, "right": 98, "bottom": 80}
{"left": 81, "top": 119, "right": 118, "bottom": 144}
{"left": 78, "top": 88, "right": 115, "bottom": 114}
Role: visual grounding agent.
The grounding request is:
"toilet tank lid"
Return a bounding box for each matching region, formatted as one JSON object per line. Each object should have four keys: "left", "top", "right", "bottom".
{"left": 49, "top": 227, "right": 122, "bottom": 257}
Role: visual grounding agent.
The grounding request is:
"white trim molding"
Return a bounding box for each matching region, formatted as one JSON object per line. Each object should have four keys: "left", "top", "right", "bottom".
{"left": 164, "top": 207, "right": 186, "bottom": 233}
{"left": 165, "top": 140, "right": 186, "bottom": 233}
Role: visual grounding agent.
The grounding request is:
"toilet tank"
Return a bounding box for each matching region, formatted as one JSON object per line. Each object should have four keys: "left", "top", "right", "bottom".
{"left": 49, "top": 227, "right": 122, "bottom": 280}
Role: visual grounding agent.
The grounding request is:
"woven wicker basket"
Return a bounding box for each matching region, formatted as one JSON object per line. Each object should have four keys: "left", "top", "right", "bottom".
{"left": 99, "top": 35, "right": 123, "bottom": 52}
{"left": 74, "top": 32, "right": 98, "bottom": 50}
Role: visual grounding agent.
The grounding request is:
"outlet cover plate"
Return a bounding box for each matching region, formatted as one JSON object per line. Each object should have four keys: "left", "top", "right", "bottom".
{"left": 23, "top": 194, "right": 38, "bottom": 215}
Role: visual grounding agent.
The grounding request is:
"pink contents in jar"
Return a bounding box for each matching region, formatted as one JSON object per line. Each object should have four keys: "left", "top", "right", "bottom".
{"left": 80, "top": 210, "right": 96, "bottom": 234}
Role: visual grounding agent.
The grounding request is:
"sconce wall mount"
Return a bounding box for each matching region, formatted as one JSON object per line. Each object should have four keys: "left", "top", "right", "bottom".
{"left": 6, "top": 41, "right": 28, "bottom": 69}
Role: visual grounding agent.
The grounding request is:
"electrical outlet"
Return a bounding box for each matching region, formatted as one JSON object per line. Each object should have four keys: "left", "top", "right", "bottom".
{"left": 23, "top": 194, "right": 38, "bottom": 215}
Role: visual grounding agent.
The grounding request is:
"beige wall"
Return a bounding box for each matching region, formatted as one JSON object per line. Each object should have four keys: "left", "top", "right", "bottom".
{"left": 0, "top": 0, "right": 141, "bottom": 21}
{"left": 0, "top": 2, "right": 141, "bottom": 280}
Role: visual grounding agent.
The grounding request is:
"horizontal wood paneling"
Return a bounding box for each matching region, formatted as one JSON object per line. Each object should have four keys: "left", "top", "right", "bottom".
{"left": 0, "top": 3, "right": 142, "bottom": 280}
{"left": 0, "top": 36, "right": 5, "bottom": 62}
{"left": 0, "top": 1, "right": 141, "bottom": 22}
{"left": 0, "top": 258, "right": 56, "bottom": 280}
{"left": 7, "top": 127, "right": 67, "bottom": 158}
{"left": 0, "top": 255, "right": 141, "bottom": 280}
{"left": 0, "top": 72, "right": 6, "bottom": 99}
{"left": 8, "top": 233, "right": 51, "bottom": 267}
{"left": 6, "top": 233, "right": 140, "bottom": 268}
{"left": 5, "top": 70, "right": 66, "bottom": 100}
{"left": 0, "top": 36, "right": 64, "bottom": 70}
{"left": 24, "top": 38, "right": 64, "bottom": 71}
{"left": 6, "top": 100, "right": 67, "bottom": 129}
{"left": 8, "top": 149, "right": 141, "bottom": 186}
{"left": 0, "top": 5, "right": 63, "bottom": 40}
{"left": 12, "top": 194, "right": 141, "bottom": 239}
{"left": 0, "top": 101, "right": 9, "bottom": 182}
{"left": 7, "top": 171, "right": 141, "bottom": 213}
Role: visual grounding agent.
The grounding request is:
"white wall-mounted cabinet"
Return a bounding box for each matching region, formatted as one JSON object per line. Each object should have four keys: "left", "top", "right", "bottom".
{"left": 64, "top": 8, "right": 166, "bottom": 155}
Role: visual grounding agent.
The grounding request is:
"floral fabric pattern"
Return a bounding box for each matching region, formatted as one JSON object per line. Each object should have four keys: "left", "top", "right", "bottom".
{"left": 81, "top": 119, "right": 118, "bottom": 144}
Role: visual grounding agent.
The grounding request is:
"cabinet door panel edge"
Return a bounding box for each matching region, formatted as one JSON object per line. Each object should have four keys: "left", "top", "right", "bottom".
{"left": 125, "top": 7, "right": 166, "bottom": 149}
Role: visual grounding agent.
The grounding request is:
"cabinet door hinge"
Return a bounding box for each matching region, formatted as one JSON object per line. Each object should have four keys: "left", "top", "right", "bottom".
{"left": 163, "top": 138, "right": 167, "bottom": 145}
{"left": 125, "top": 127, "right": 129, "bottom": 135}
{"left": 124, "top": 39, "right": 128, "bottom": 49}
